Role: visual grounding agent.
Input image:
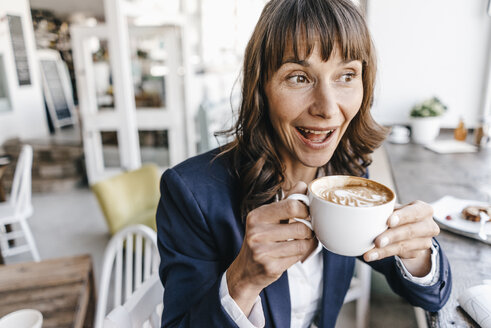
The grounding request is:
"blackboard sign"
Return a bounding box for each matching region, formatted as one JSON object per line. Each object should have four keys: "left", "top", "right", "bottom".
{"left": 41, "top": 60, "right": 72, "bottom": 120}
{"left": 38, "top": 50, "right": 75, "bottom": 129}
{"left": 7, "top": 15, "right": 31, "bottom": 86}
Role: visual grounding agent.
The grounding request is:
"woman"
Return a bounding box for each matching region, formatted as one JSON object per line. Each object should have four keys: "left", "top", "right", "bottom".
{"left": 156, "top": 0, "right": 452, "bottom": 327}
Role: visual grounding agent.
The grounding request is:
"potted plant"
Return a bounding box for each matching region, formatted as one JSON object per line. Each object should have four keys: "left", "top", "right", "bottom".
{"left": 409, "top": 96, "right": 447, "bottom": 144}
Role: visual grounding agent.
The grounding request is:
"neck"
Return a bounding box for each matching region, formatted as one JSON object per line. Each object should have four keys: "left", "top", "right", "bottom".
{"left": 281, "top": 163, "right": 318, "bottom": 193}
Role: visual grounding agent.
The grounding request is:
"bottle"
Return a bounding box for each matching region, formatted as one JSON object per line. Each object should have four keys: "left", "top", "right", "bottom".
{"left": 474, "top": 118, "right": 490, "bottom": 148}
{"left": 454, "top": 117, "right": 467, "bottom": 141}
{"left": 474, "top": 121, "right": 484, "bottom": 146}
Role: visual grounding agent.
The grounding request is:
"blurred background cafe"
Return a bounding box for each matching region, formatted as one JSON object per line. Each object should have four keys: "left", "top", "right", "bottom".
{"left": 0, "top": 0, "right": 490, "bottom": 327}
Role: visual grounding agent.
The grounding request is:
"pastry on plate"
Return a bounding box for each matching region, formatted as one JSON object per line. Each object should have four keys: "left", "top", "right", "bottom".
{"left": 461, "top": 205, "right": 491, "bottom": 222}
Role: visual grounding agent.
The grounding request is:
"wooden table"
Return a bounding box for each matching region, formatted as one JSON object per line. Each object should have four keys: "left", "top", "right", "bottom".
{"left": 0, "top": 254, "right": 96, "bottom": 328}
{"left": 384, "top": 138, "right": 491, "bottom": 328}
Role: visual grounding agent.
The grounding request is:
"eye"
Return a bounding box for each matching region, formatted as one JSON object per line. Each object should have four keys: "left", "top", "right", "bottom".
{"left": 339, "top": 72, "right": 357, "bottom": 83}
{"left": 287, "top": 74, "right": 310, "bottom": 84}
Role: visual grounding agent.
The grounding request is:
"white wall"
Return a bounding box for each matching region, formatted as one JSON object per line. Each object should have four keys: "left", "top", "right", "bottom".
{"left": 0, "top": 0, "right": 48, "bottom": 144}
{"left": 367, "top": 0, "right": 491, "bottom": 127}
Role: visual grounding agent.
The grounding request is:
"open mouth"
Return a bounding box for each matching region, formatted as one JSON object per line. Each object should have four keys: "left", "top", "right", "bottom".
{"left": 296, "top": 127, "right": 335, "bottom": 143}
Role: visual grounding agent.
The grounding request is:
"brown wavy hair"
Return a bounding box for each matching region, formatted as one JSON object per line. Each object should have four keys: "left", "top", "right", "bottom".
{"left": 218, "top": 0, "right": 389, "bottom": 218}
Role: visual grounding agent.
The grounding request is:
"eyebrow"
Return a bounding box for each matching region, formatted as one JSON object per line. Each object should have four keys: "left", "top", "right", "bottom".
{"left": 282, "top": 58, "right": 310, "bottom": 67}
{"left": 281, "top": 57, "right": 361, "bottom": 67}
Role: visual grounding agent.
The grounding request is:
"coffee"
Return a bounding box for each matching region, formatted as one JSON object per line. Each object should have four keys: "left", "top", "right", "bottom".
{"left": 318, "top": 184, "right": 392, "bottom": 207}
{"left": 310, "top": 176, "right": 393, "bottom": 208}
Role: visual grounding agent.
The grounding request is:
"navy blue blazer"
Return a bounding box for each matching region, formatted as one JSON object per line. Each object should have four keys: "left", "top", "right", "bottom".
{"left": 156, "top": 148, "right": 452, "bottom": 328}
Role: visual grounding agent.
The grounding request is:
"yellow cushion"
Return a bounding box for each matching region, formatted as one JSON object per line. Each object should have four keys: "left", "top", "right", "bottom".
{"left": 91, "top": 164, "right": 160, "bottom": 235}
{"left": 134, "top": 208, "right": 158, "bottom": 231}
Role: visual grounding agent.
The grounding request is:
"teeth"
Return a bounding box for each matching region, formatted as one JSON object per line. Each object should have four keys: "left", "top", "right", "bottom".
{"left": 298, "top": 127, "right": 334, "bottom": 135}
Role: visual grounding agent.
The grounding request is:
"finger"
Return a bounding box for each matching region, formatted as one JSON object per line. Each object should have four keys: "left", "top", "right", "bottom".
{"left": 374, "top": 220, "right": 440, "bottom": 248}
{"left": 364, "top": 237, "right": 433, "bottom": 262}
{"left": 248, "top": 221, "right": 314, "bottom": 243}
{"left": 387, "top": 200, "right": 434, "bottom": 228}
{"left": 262, "top": 239, "right": 316, "bottom": 259}
{"left": 282, "top": 181, "right": 309, "bottom": 223}
{"left": 246, "top": 181, "right": 309, "bottom": 225}
{"left": 248, "top": 197, "right": 309, "bottom": 225}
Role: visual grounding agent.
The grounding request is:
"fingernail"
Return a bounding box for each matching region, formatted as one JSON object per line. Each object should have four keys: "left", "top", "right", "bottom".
{"left": 390, "top": 214, "right": 399, "bottom": 227}
{"left": 380, "top": 236, "right": 389, "bottom": 248}
{"left": 368, "top": 252, "right": 379, "bottom": 261}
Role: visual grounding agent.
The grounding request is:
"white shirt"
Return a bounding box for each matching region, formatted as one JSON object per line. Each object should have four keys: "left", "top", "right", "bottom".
{"left": 219, "top": 242, "right": 440, "bottom": 328}
{"left": 287, "top": 242, "right": 324, "bottom": 328}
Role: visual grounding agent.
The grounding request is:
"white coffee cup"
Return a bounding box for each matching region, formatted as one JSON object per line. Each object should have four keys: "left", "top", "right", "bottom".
{"left": 0, "top": 309, "right": 43, "bottom": 328}
{"left": 388, "top": 125, "right": 410, "bottom": 144}
{"left": 288, "top": 175, "right": 396, "bottom": 256}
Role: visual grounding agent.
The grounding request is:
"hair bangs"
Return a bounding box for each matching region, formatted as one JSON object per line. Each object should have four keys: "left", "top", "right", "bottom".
{"left": 330, "top": 1, "right": 371, "bottom": 64}
{"left": 262, "top": 0, "right": 370, "bottom": 82}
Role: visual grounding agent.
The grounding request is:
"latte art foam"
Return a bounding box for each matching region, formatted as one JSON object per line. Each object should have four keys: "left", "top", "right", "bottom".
{"left": 319, "top": 185, "right": 390, "bottom": 207}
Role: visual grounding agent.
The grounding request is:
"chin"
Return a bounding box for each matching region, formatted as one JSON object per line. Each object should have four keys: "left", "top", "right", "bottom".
{"left": 298, "top": 152, "right": 334, "bottom": 168}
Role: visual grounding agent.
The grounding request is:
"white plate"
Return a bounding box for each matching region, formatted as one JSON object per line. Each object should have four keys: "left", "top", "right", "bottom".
{"left": 425, "top": 140, "right": 478, "bottom": 154}
{"left": 431, "top": 196, "right": 491, "bottom": 235}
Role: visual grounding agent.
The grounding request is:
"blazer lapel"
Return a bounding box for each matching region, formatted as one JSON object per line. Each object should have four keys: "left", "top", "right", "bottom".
{"left": 317, "top": 249, "right": 354, "bottom": 328}
{"left": 262, "top": 271, "right": 291, "bottom": 328}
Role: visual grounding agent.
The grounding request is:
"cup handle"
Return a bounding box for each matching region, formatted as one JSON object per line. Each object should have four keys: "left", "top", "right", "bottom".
{"left": 287, "top": 193, "right": 313, "bottom": 230}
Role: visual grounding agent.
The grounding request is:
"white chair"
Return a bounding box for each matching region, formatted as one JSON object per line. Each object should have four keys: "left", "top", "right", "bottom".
{"left": 344, "top": 260, "right": 371, "bottom": 328}
{"left": 95, "top": 224, "right": 160, "bottom": 328}
{"left": 0, "top": 144, "right": 40, "bottom": 262}
{"left": 103, "top": 273, "right": 163, "bottom": 328}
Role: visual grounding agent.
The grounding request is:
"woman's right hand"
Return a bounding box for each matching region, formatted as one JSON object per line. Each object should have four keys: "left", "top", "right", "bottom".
{"left": 226, "top": 182, "right": 316, "bottom": 315}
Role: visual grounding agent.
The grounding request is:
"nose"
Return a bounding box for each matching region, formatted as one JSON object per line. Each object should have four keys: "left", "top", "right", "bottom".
{"left": 308, "top": 80, "right": 338, "bottom": 119}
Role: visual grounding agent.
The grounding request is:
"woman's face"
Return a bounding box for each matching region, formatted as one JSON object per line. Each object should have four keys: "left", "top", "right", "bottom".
{"left": 265, "top": 45, "right": 364, "bottom": 171}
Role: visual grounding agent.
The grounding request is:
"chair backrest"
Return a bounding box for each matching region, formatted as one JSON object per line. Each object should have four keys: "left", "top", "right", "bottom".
{"left": 9, "top": 145, "right": 33, "bottom": 216}
{"left": 95, "top": 224, "right": 160, "bottom": 328}
{"left": 103, "top": 274, "right": 164, "bottom": 328}
{"left": 91, "top": 164, "right": 160, "bottom": 234}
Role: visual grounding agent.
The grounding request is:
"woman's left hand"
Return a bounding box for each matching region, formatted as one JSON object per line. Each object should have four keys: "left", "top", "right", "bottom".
{"left": 363, "top": 200, "right": 440, "bottom": 277}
